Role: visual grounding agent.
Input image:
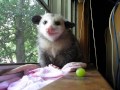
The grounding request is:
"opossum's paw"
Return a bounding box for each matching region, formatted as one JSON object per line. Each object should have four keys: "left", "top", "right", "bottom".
{"left": 62, "top": 62, "right": 87, "bottom": 72}
{"left": 48, "top": 64, "right": 60, "bottom": 70}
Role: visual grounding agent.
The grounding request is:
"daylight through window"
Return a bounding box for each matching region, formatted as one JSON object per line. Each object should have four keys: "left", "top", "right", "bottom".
{"left": 0, "top": 0, "right": 48, "bottom": 64}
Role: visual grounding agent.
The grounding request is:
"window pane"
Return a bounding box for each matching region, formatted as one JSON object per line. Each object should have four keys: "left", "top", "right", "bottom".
{"left": 44, "top": 0, "right": 49, "bottom": 5}
{"left": 0, "top": 0, "right": 48, "bottom": 64}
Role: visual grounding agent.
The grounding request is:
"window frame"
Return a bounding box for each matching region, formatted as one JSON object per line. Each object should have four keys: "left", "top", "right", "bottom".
{"left": 37, "top": 0, "right": 50, "bottom": 12}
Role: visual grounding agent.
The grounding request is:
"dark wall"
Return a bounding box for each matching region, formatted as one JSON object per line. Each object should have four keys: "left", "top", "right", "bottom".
{"left": 89, "top": 0, "right": 116, "bottom": 77}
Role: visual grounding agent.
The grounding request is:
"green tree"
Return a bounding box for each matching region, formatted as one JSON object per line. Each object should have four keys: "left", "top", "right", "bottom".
{"left": 0, "top": 0, "right": 46, "bottom": 63}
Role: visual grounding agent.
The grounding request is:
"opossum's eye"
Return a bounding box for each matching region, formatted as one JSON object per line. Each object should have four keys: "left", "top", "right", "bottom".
{"left": 43, "top": 20, "right": 47, "bottom": 25}
{"left": 54, "top": 21, "right": 61, "bottom": 26}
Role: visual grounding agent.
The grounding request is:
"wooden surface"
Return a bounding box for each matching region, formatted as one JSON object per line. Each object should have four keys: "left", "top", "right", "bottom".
{"left": 41, "top": 69, "right": 113, "bottom": 90}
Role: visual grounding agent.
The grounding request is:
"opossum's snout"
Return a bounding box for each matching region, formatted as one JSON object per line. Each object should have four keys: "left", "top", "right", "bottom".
{"left": 44, "top": 24, "right": 64, "bottom": 41}
{"left": 47, "top": 26, "right": 57, "bottom": 36}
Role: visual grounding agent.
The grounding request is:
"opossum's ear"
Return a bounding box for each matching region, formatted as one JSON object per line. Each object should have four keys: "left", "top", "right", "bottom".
{"left": 32, "top": 15, "right": 42, "bottom": 24}
{"left": 64, "top": 21, "right": 75, "bottom": 28}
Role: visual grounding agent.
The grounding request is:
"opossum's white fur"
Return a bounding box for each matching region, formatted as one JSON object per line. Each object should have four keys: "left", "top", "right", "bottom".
{"left": 37, "top": 13, "right": 72, "bottom": 58}
{"left": 37, "top": 13, "right": 66, "bottom": 42}
{"left": 32, "top": 13, "right": 83, "bottom": 67}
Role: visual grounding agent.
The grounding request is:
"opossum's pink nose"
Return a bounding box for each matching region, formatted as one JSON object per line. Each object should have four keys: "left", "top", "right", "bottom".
{"left": 47, "top": 26, "right": 57, "bottom": 35}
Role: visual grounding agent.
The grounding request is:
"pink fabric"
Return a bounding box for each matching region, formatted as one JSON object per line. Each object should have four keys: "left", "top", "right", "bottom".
{"left": 0, "top": 62, "right": 87, "bottom": 90}
{"left": 0, "top": 73, "right": 21, "bottom": 90}
{"left": 0, "top": 77, "right": 20, "bottom": 90}
{"left": 8, "top": 65, "right": 66, "bottom": 90}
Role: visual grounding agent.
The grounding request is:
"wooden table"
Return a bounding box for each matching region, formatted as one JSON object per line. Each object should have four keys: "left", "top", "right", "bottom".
{"left": 41, "top": 69, "right": 113, "bottom": 90}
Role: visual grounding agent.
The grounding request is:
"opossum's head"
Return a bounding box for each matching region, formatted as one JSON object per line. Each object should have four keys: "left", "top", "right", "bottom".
{"left": 32, "top": 13, "right": 75, "bottom": 42}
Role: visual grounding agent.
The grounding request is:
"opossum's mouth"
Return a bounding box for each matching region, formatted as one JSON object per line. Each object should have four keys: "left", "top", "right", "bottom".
{"left": 48, "top": 31, "right": 58, "bottom": 36}
{"left": 47, "top": 29, "right": 58, "bottom": 36}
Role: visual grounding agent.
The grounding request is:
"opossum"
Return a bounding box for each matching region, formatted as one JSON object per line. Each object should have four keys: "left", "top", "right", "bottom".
{"left": 32, "top": 13, "right": 84, "bottom": 68}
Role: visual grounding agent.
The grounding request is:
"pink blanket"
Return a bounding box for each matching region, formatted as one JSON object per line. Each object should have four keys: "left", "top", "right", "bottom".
{"left": 0, "top": 62, "right": 86, "bottom": 90}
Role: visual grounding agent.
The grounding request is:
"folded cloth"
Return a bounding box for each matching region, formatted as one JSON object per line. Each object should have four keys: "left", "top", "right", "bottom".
{"left": 8, "top": 65, "right": 64, "bottom": 90}
{"left": 0, "top": 77, "right": 20, "bottom": 90}
{"left": 0, "top": 62, "right": 87, "bottom": 90}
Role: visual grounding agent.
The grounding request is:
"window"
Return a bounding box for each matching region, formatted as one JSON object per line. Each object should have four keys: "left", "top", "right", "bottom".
{"left": 0, "top": 0, "right": 48, "bottom": 64}
{"left": 49, "top": 0, "right": 72, "bottom": 20}
{"left": 0, "top": 0, "right": 76, "bottom": 64}
{"left": 43, "top": 0, "right": 49, "bottom": 5}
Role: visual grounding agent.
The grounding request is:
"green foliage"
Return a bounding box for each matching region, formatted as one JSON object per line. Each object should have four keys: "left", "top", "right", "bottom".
{"left": 0, "top": 0, "right": 46, "bottom": 63}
